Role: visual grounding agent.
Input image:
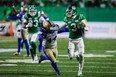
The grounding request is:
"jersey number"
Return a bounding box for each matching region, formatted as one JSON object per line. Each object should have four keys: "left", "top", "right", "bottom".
{"left": 28, "top": 19, "right": 38, "bottom": 27}
{"left": 48, "top": 36, "right": 57, "bottom": 43}
{"left": 71, "top": 23, "right": 77, "bottom": 31}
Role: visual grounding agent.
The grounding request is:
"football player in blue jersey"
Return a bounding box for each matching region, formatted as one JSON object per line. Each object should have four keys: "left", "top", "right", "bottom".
{"left": 8, "top": 5, "right": 30, "bottom": 56}
{"left": 38, "top": 19, "right": 69, "bottom": 75}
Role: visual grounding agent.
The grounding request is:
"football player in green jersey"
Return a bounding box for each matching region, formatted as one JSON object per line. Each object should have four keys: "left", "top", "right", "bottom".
{"left": 50, "top": 6, "right": 88, "bottom": 77}
{"left": 22, "top": 5, "right": 47, "bottom": 61}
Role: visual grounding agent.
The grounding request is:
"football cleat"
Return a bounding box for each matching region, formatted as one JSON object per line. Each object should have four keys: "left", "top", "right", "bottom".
{"left": 78, "top": 71, "right": 83, "bottom": 77}
{"left": 78, "top": 74, "right": 84, "bottom": 77}
{"left": 33, "top": 55, "right": 38, "bottom": 61}
{"left": 14, "top": 52, "right": 20, "bottom": 55}
{"left": 38, "top": 55, "right": 44, "bottom": 64}
{"left": 56, "top": 70, "right": 60, "bottom": 75}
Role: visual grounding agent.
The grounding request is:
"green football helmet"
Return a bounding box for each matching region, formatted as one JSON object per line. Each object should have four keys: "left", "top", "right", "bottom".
{"left": 28, "top": 5, "right": 37, "bottom": 16}
{"left": 66, "top": 6, "right": 77, "bottom": 17}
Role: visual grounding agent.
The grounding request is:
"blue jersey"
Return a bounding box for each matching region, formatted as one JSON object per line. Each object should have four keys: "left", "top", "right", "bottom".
{"left": 8, "top": 12, "right": 26, "bottom": 22}
{"left": 8, "top": 12, "right": 26, "bottom": 29}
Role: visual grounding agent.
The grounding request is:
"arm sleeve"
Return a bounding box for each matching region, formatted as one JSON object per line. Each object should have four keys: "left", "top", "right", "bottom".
{"left": 50, "top": 23, "right": 66, "bottom": 31}
{"left": 8, "top": 16, "right": 19, "bottom": 20}
{"left": 58, "top": 27, "right": 69, "bottom": 33}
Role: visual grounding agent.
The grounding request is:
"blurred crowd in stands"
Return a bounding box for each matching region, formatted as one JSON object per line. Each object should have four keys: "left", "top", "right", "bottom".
{"left": 0, "top": 0, "right": 116, "bottom": 8}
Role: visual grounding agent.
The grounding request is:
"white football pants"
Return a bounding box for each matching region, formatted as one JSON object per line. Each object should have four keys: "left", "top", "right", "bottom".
{"left": 68, "top": 37, "right": 84, "bottom": 58}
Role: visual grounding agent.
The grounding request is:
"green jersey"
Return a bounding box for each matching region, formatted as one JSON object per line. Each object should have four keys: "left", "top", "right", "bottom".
{"left": 64, "top": 14, "right": 85, "bottom": 39}
{"left": 23, "top": 12, "right": 42, "bottom": 33}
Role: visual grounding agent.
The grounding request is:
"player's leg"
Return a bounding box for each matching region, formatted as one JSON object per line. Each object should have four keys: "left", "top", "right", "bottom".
{"left": 45, "top": 48, "right": 60, "bottom": 75}
{"left": 21, "top": 29, "right": 30, "bottom": 56}
{"left": 38, "top": 33, "right": 44, "bottom": 52}
{"left": 76, "top": 38, "right": 84, "bottom": 76}
{"left": 38, "top": 33, "right": 50, "bottom": 63}
{"left": 38, "top": 46, "right": 49, "bottom": 64}
{"left": 21, "top": 40, "right": 24, "bottom": 49}
{"left": 29, "top": 33, "right": 38, "bottom": 61}
{"left": 14, "top": 29, "right": 22, "bottom": 55}
{"left": 68, "top": 39, "right": 75, "bottom": 60}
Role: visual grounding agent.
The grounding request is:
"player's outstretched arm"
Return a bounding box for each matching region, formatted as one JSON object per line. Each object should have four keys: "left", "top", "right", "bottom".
{"left": 50, "top": 23, "right": 67, "bottom": 31}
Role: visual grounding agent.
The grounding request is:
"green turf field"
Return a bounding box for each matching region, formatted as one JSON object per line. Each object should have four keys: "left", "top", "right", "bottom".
{"left": 0, "top": 37, "right": 116, "bottom": 77}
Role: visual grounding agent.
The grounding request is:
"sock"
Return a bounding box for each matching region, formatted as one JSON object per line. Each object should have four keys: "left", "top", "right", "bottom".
{"left": 78, "top": 55, "right": 84, "bottom": 74}
{"left": 38, "top": 34, "right": 44, "bottom": 52}
{"left": 30, "top": 42, "right": 37, "bottom": 60}
{"left": 51, "top": 62, "right": 60, "bottom": 75}
{"left": 40, "top": 55, "right": 49, "bottom": 60}
{"left": 30, "top": 42, "right": 36, "bottom": 55}
{"left": 30, "top": 48, "right": 34, "bottom": 60}
{"left": 38, "top": 44, "right": 44, "bottom": 52}
{"left": 17, "top": 38, "right": 22, "bottom": 53}
{"left": 21, "top": 40, "right": 24, "bottom": 49}
{"left": 24, "top": 40, "right": 30, "bottom": 55}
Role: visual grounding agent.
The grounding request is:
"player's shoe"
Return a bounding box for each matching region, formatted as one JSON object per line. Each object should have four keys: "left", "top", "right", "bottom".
{"left": 14, "top": 52, "right": 20, "bottom": 55}
{"left": 78, "top": 74, "right": 83, "bottom": 77}
{"left": 78, "top": 71, "right": 83, "bottom": 77}
{"left": 38, "top": 55, "right": 44, "bottom": 64}
{"left": 56, "top": 70, "right": 60, "bottom": 75}
{"left": 33, "top": 55, "right": 38, "bottom": 61}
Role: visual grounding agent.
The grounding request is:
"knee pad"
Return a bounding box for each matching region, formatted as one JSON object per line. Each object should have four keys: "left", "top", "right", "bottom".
{"left": 68, "top": 49, "right": 74, "bottom": 60}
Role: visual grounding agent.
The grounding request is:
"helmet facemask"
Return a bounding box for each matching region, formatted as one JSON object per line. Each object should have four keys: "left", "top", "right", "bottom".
{"left": 29, "top": 10, "right": 37, "bottom": 16}
{"left": 66, "top": 6, "right": 77, "bottom": 17}
{"left": 28, "top": 5, "right": 37, "bottom": 16}
{"left": 66, "top": 9, "right": 73, "bottom": 17}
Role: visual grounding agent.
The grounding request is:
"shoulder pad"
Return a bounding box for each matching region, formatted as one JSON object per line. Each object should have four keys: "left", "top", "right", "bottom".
{"left": 79, "top": 14, "right": 85, "bottom": 20}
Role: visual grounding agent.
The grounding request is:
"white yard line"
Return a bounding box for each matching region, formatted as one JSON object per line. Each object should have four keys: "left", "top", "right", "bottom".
{"left": 59, "top": 58, "right": 116, "bottom": 60}
{"left": 0, "top": 49, "right": 26, "bottom": 52}
{"left": 59, "top": 54, "right": 114, "bottom": 57}
{"left": 0, "top": 49, "right": 17, "bottom": 52}
{"left": 0, "top": 64, "right": 17, "bottom": 66}
{"left": 106, "top": 50, "right": 116, "bottom": 53}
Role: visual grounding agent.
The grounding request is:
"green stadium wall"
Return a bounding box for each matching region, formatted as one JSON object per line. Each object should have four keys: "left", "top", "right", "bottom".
{"left": 0, "top": 6, "right": 116, "bottom": 22}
